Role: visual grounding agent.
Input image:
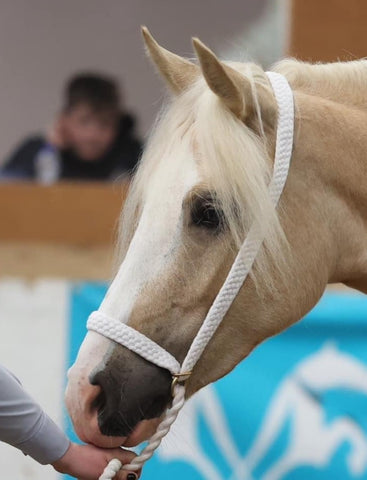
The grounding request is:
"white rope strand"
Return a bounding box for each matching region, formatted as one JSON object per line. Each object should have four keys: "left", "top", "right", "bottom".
{"left": 182, "top": 71, "right": 294, "bottom": 373}
{"left": 122, "top": 384, "right": 186, "bottom": 471}
{"left": 94, "top": 71, "right": 294, "bottom": 480}
{"left": 99, "top": 458, "right": 122, "bottom": 480}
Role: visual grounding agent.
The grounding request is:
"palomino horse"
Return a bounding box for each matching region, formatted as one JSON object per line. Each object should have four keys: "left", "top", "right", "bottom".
{"left": 66, "top": 28, "right": 367, "bottom": 453}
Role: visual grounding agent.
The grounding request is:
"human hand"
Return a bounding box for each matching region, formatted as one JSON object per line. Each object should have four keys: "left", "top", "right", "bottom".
{"left": 52, "top": 442, "right": 140, "bottom": 480}
{"left": 47, "top": 116, "right": 67, "bottom": 149}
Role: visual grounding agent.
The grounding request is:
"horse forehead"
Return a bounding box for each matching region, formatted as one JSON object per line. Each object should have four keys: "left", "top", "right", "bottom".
{"left": 146, "top": 145, "right": 199, "bottom": 205}
{"left": 130, "top": 152, "right": 199, "bottom": 259}
{"left": 98, "top": 152, "right": 200, "bottom": 321}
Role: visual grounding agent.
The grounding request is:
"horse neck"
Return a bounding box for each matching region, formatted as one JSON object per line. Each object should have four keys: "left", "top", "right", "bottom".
{"left": 289, "top": 90, "right": 367, "bottom": 293}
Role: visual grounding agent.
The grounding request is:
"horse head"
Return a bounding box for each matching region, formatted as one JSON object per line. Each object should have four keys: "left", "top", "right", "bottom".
{"left": 65, "top": 28, "right": 345, "bottom": 448}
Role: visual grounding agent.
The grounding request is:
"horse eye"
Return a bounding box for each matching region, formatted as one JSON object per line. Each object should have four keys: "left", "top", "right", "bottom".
{"left": 191, "top": 195, "right": 224, "bottom": 231}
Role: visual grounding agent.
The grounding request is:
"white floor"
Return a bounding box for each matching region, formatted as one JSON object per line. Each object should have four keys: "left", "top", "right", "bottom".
{"left": 0, "top": 279, "right": 69, "bottom": 480}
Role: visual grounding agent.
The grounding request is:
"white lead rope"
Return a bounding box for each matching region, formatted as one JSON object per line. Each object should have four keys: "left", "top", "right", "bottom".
{"left": 88, "top": 71, "right": 294, "bottom": 479}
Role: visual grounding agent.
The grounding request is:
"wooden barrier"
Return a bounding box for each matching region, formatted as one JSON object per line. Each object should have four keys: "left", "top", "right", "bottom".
{"left": 0, "top": 182, "right": 128, "bottom": 279}
{"left": 0, "top": 182, "right": 128, "bottom": 246}
{"left": 290, "top": 0, "right": 367, "bottom": 62}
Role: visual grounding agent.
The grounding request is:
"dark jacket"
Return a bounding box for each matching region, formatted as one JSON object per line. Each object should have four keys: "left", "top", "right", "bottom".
{"left": 1, "top": 113, "right": 142, "bottom": 181}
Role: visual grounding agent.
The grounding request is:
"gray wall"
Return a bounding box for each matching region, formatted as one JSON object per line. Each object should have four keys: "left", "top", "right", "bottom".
{"left": 0, "top": 0, "right": 287, "bottom": 162}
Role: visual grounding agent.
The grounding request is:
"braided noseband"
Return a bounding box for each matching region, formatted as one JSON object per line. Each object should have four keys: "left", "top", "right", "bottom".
{"left": 88, "top": 71, "right": 294, "bottom": 479}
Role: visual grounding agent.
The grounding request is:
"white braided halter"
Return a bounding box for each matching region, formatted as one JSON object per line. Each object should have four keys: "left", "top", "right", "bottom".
{"left": 88, "top": 71, "right": 294, "bottom": 480}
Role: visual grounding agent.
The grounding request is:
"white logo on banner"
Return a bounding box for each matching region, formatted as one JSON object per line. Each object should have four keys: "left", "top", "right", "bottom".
{"left": 158, "top": 344, "right": 367, "bottom": 479}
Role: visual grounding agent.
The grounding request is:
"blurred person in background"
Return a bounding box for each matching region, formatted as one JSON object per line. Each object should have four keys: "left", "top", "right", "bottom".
{"left": 0, "top": 73, "right": 142, "bottom": 183}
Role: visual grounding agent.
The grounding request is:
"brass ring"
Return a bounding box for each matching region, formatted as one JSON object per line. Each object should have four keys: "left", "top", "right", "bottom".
{"left": 171, "top": 371, "right": 192, "bottom": 396}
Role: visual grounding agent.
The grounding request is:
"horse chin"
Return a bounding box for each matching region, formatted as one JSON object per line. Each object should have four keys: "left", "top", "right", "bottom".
{"left": 74, "top": 417, "right": 161, "bottom": 449}
{"left": 123, "top": 418, "right": 162, "bottom": 447}
{"left": 71, "top": 416, "right": 127, "bottom": 449}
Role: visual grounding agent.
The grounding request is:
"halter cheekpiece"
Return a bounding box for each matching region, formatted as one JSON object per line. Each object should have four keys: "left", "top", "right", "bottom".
{"left": 88, "top": 71, "right": 295, "bottom": 479}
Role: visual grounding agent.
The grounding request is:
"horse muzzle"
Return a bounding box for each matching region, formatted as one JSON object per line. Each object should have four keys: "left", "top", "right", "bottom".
{"left": 66, "top": 344, "right": 172, "bottom": 447}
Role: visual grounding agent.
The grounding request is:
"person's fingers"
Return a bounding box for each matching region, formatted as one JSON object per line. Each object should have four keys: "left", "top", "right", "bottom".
{"left": 115, "top": 470, "right": 139, "bottom": 480}
{"left": 105, "top": 448, "right": 141, "bottom": 479}
{"left": 75, "top": 468, "right": 139, "bottom": 480}
{"left": 107, "top": 447, "right": 136, "bottom": 465}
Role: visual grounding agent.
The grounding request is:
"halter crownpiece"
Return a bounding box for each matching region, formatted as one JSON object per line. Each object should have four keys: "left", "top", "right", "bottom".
{"left": 88, "top": 71, "right": 295, "bottom": 479}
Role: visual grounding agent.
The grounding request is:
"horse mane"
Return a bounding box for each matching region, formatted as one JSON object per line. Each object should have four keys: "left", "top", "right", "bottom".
{"left": 274, "top": 58, "right": 367, "bottom": 108}
{"left": 118, "top": 63, "right": 288, "bottom": 285}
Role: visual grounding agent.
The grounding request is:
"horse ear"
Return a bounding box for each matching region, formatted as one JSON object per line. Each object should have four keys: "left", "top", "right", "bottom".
{"left": 142, "top": 26, "right": 199, "bottom": 94}
{"left": 192, "top": 37, "right": 252, "bottom": 119}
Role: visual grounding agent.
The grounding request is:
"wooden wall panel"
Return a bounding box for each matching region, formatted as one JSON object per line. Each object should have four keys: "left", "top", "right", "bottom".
{"left": 290, "top": 0, "right": 367, "bottom": 62}
{"left": 0, "top": 182, "right": 128, "bottom": 246}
